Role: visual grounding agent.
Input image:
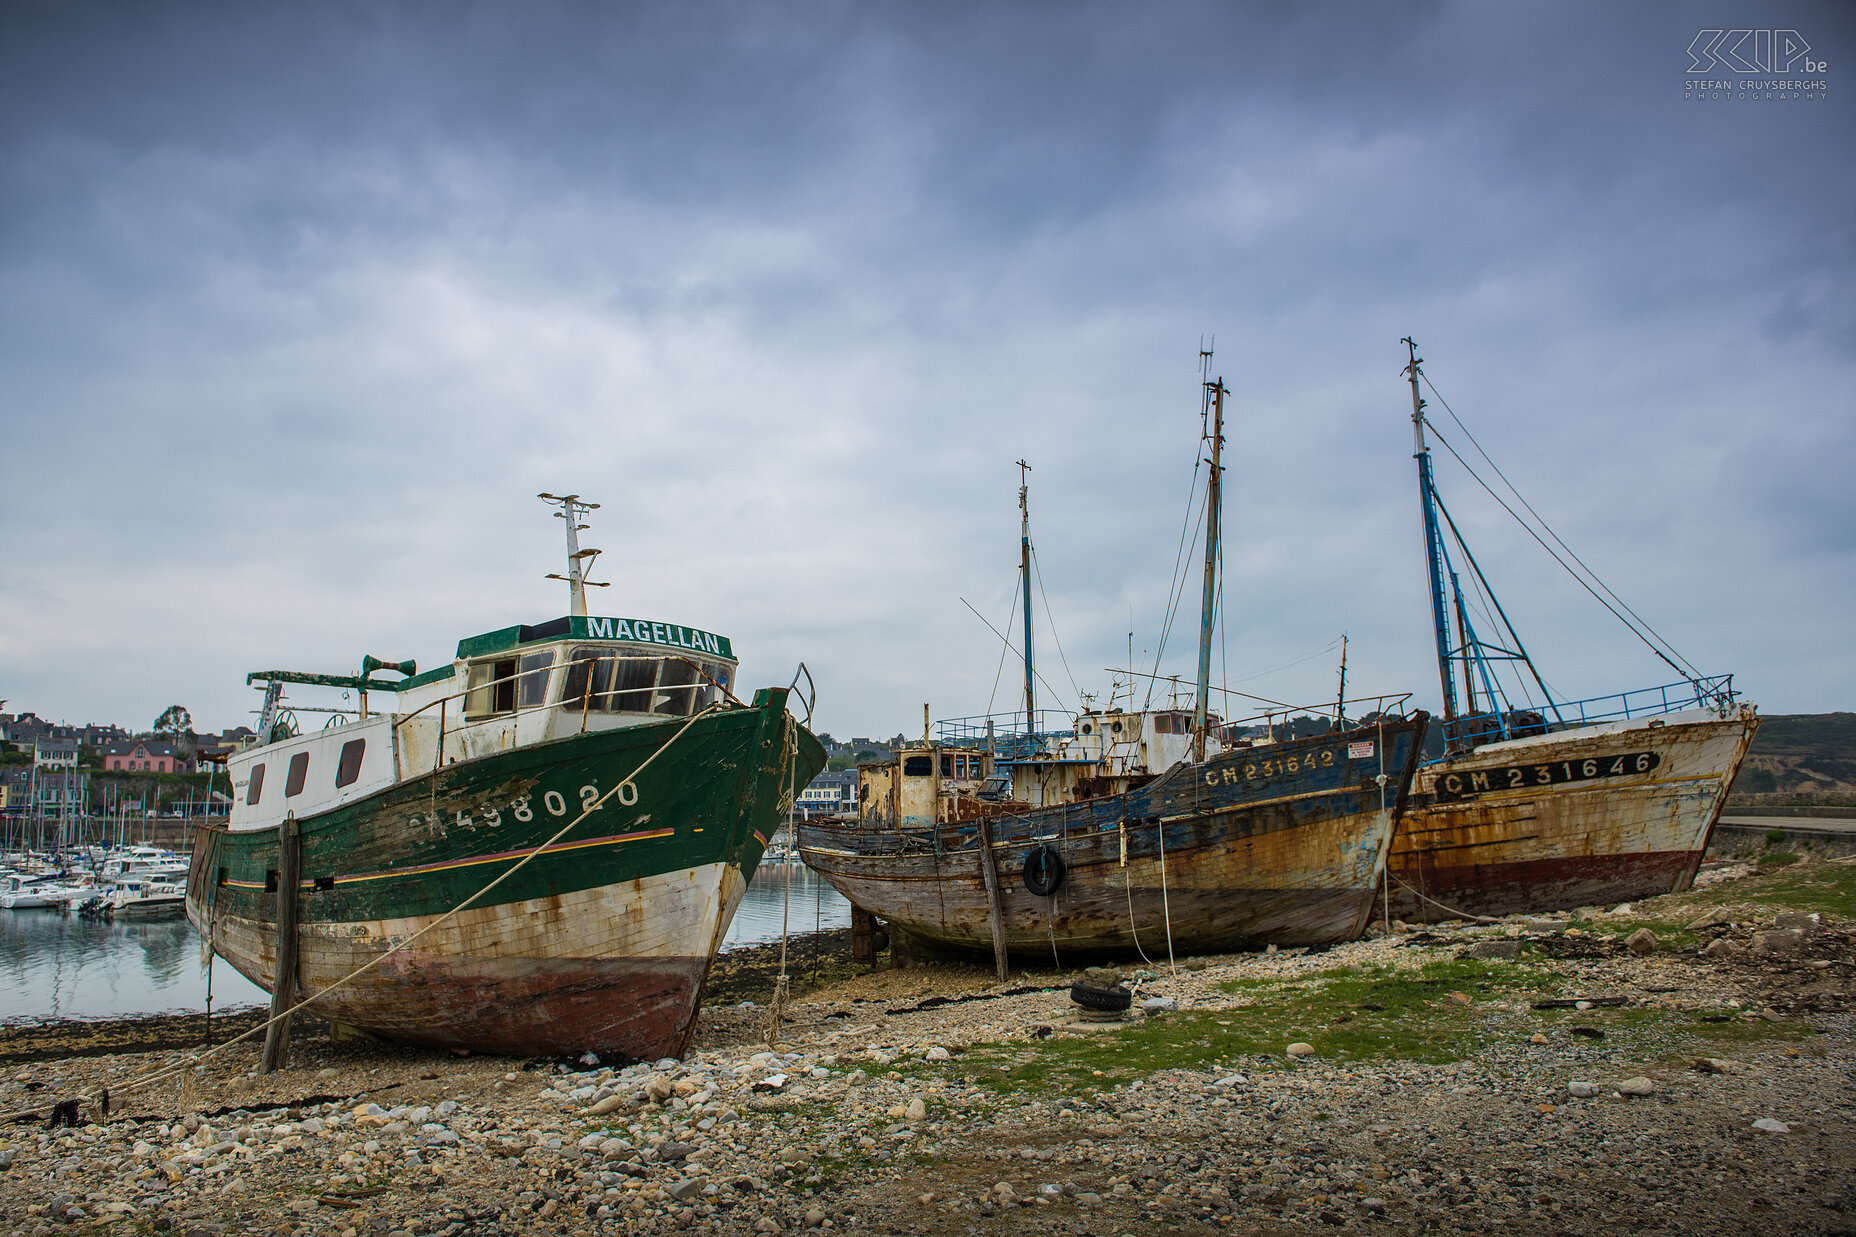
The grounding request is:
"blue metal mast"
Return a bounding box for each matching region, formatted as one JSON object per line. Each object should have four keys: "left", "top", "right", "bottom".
{"left": 1405, "top": 337, "right": 1459, "bottom": 722}
{"left": 1017, "top": 459, "right": 1035, "bottom": 736}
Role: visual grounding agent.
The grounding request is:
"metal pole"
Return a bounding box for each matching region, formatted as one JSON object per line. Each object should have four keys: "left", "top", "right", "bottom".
{"left": 1193, "top": 375, "right": 1226, "bottom": 763}
{"left": 1017, "top": 460, "right": 1035, "bottom": 736}
{"left": 1406, "top": 337, "right": 1459, "bottom": 724}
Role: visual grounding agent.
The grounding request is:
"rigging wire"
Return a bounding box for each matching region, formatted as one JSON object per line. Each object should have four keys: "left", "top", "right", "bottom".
{"left": 1029, "top": 543, "right": 1084, "bottom": 708}
{"left": 983, "top": 573, "right": 1023, "bottom": 717}
{"left": 1420, "top": 374, "right": 1702, "bottom": 681}
{"left": 961, "top": 597, "right": 1075, "bottom": 713}
{"left": 1146, "top": 460, "right": 1209, "bottom": 710}
{"left": 1427, "top": 423, "right": 1698, "bottom": 686}
{"left": 1227, "top": 637, "right": 1346, "bottom": 685}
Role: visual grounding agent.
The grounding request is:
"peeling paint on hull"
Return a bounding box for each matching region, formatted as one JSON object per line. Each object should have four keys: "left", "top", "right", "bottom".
{"left": 801, "top": 716, "right": 1427, "bottom": 960}
{"left": 1388, "top": 710, "right": 1757, "bottom": 921}
{"left": 210, "top": 871, "right": 734, "bottom": 1057}
{"left": 187, "top": 691, "right": 822, "bottom": 1060}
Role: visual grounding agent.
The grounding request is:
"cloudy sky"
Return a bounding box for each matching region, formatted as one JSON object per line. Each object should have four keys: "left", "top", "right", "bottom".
{"left": 1, "top": 1, "right": 1850, "bottom": 741}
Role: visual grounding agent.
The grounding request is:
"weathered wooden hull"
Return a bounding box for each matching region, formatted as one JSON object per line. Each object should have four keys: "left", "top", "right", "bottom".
{"left": 1387, "top": 708, "right": 1758, "bottom": 921}
{"left": 799, "top": 716, "right": 1427, "bottom": 959}
{"left": 186, "top": 689, "right": 822, "bottom": 1059}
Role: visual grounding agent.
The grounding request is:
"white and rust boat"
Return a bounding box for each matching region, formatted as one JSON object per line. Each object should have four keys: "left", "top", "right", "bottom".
{"left": 186, "top": 495, "right": 823, "bottom": 1058}
{"left": 1385, "top": 339, "right": 1758, "bottom": 921}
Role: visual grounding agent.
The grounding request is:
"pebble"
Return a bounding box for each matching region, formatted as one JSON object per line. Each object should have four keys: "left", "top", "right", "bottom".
{"left": 1286, "top": 1042, "right": 1316, "bottom": 1058}
{"left": 1751, "top": 1118, "right": 1791, "bottom": 1134}
{"left": 1752, "top": 928, "right": 1806, "bottom": 956}
{"left": 1625, "top": 927, "right": 1657, "bottom": 955}
{"left": 1616, "top": 1077, "right": 1656, "bottom": 1097}
{"left": 1567, "top": 1082, "right": 1599, "bottom": 1098}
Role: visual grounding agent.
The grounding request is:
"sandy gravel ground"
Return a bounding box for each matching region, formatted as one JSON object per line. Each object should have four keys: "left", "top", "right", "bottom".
{"left": 2, "top": 857, "right": 1852, "bottom": 1237}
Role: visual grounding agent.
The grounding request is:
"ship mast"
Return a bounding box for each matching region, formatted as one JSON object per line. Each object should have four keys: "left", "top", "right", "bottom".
{"left": 1017, "top": 460, "right": 1035, "bottom": 736}
{"left": 1405, "top": 337, "right": 1459, "bottom": 722}
{"left": 538, "top": 493, "right": 606, "bottom": 617}
{"left": 1193, "top": 360, "right": 1226, "bottom": 764}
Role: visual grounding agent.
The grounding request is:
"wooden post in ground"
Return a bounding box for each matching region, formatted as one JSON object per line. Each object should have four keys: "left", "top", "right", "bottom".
{"left": 976, "top": 815, "right": 1009, "bottom": 983}
{"left": 260, "top": 815, "right": 299, "bottom": 1075}
{"left": 850, "top": 905, "right": 878, "bottom": 964}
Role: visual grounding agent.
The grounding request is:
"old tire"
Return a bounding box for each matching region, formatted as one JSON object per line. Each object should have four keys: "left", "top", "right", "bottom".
{"left": 1023, "top": 845, "right": 1066, "bottom": 896}
{"left": 1069, "top": 982, "right": 1132, "bottom": 1012}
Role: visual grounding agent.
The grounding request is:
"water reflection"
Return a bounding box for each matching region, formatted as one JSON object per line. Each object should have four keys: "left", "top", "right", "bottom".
{"left": 0, "top": 908, "right": 267, "bottom": 1023}
{"left": 724, "top": 861, "right": 851, "bottom": 949}
{"left": 0, "top": 861, "right": 849, "bottom": 1023}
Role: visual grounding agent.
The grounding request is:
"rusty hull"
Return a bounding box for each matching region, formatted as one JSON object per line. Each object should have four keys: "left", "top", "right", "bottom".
{"left": 800, "top": 715, "right": 1428, "bottom": 959}
{"left": 1388, "top": 708, "right": 1758, "bottom": 921}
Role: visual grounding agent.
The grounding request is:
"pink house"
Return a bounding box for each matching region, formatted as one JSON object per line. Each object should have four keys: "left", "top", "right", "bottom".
{"left": 103, "top": 738, "right": 192, "bottom": 774}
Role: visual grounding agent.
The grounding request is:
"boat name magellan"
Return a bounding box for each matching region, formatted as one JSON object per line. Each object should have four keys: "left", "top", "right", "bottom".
{"left": 584, "top": 616, "right": 730, "bottom": 658}
{"left": 1433, "top": 751, "right": 1663, "bottom": 802}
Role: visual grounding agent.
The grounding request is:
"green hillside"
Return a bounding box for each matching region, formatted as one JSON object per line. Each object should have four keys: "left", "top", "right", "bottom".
{"left": 1732, "top": 712, "right": 1856, "bottom": 799}
{"left": 1747, "top": 712, "right": 1856, "bottom": 758}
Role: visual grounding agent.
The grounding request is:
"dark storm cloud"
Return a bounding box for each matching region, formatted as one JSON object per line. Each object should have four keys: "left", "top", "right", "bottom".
{"left": 0, "top": 0, "right": 1850, "bottom": 734}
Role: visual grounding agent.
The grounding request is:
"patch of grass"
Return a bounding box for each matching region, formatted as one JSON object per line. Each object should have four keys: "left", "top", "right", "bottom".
{"left": 1529, "top": 1004, "right": 1818, "bottom": 1062}
{"left": 1758, "top": 851, "right": 1802, "bottom": 869}
{"left": 1734, "top": 858, "right": 1856, "bottom": 918}
{"left": 911, "top": 956, "right": 1566, "bottom": 1098}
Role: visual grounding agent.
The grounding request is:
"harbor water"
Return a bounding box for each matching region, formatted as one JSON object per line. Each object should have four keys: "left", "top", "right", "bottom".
{"left": 0, "top": 859, "right": 849, "bottom": 1025}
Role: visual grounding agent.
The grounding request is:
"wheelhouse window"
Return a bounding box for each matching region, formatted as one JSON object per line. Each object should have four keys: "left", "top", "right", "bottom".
{"left": 654, "top": 658, "right": 698, "bottom": 716}
{"left": 556, "top": 649, "right": 735, "bottom": 715}
{"left": 517, "top": 651, "right": 554, "bottom": 709}
{"left": 335, "top": 739, "right": 366, "bottom": 788}
{"left": 464, "top": 657, "right": 519, "bottom": 717}
{"left": 285, "top": 751, "right": 310, "bottom": 797}
{"left": 245, "top": 764, "right": 266, "bottom": 805}
{"left": 561, "top": 649, "right": 661, "bottom": 713}
{"left": 903, "top": 755, "right": 933, "bottom": 777}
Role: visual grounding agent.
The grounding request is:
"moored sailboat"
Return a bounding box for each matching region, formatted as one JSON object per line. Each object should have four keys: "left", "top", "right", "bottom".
{"left": 800, "top": 358, "right": 1429, "bottom": 962}
{"left": 1386, "top": 340, "right": 1759, "bottom": 920}
{"left": 185, "top": 495, "right": 825, "bottom": 1059}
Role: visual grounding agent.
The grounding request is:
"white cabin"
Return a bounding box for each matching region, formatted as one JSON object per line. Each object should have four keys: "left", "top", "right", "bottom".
{"left": 226, "top": 614, "right": 738, "bottom": 834}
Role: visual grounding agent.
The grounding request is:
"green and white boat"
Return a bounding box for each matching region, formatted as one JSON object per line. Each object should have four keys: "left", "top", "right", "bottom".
{"left": 185, "top": 495, "right": 825, "bottom": 1060}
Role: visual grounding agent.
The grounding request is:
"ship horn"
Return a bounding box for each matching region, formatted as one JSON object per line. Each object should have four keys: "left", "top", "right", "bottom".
{"left": 362, "top": 655, "right": 417, "bottom": 678}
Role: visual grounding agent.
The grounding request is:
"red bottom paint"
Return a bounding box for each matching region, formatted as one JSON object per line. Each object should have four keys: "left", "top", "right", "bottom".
{"left": 1385, "top": 849, "right": 1702, "bottom": 922}
{"left": 323, "top": 954, "right": 711, "bottom": 1060}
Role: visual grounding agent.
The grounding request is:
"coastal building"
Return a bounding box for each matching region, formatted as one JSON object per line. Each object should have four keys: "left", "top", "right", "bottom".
{"left": 796, "top": 769, "right": 857, "bottom": 818}
{"left": 100, "top": 738, "right": 193, "bottom": 774}
{"left": 33, "top": 738, "right": 80, "bottom": 770}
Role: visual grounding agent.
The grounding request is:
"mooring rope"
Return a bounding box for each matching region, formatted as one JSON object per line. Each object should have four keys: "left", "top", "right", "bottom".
{"left": 1119, "top": 817, "right": 1155, "bottom": 967}
{"left": 0, "top": 702, "right": 729, "bottom": 1124}
{"left": 764, "top": 715, "right": 800, "bottom": 1045}
{"left": 1388, "top": 874, "right": 1504, "bottom": 924}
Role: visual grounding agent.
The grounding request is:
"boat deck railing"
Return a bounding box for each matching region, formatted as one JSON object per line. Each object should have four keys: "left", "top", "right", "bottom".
{"left": 932, "top": 693, "right": 1421, "bottom": 762}
{"left": 1444, "top": 674, "right": 1739, "bottom": 748}
{"left": 931, "top": 711, "right": 1081, "bottom": 763}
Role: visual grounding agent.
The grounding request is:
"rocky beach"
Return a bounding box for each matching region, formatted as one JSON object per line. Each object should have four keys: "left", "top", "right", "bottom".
{"left": 3, "top": 855, "right": 1853, "bottom": 1237}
